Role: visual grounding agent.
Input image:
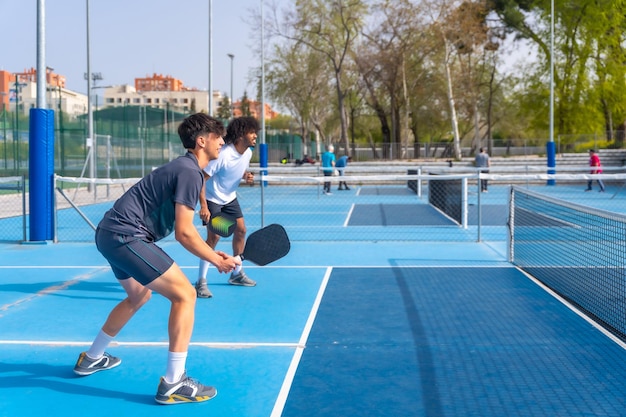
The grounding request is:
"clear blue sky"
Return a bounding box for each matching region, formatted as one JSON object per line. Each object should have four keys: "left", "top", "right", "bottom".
{"left": 0, "top": 0, "right": 274, "bottom": 102}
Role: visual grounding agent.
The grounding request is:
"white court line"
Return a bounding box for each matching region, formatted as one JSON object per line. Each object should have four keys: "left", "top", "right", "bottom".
{"left": 343, "top": 203, "right": 355, "bottom": 227}
{"left": 270, "top": 266, "right": 332, "bottom": 417}
{"left": 0, "top": 265, "right": 109, "bottom": 269}
{"left": 0, "top": 340, "right": 303, "bottom": 348}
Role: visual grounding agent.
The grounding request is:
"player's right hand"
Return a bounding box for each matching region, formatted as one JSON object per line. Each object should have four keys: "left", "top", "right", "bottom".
{"left": 214, "top": 251, "right": 241, "bottom": 273}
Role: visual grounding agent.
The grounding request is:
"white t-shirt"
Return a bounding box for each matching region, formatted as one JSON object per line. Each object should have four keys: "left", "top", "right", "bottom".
{"left": 204, "top": 143, "right": 252, "bottom": 205}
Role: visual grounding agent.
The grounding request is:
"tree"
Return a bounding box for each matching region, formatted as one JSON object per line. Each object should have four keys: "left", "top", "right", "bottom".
{"left": 488, "top": 0, "right": 625, "bottom": 146}
{"left": 265, "top": 40, "right": 334, "bottom": 156}
{"left": 280, "top": 0, "right": 368, "bottom": 153}
{"left": 357, "top": 0, "right": 429, "bottom": 159}
{"left": 420, "top": 0, "right": 467, "bottom": 159}
{"left": 240, "top": 91, "right": 252, "bottom": 117}
{"left": 217, "top": 95, "right": 231, "bottom": 120}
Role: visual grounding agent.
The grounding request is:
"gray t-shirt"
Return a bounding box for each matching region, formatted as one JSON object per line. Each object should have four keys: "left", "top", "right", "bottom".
{"left": 98, "top": 152, "right": 203, "bottom": 241}
{"left": 475, "top": 152, "right": 489, "bottom": 168}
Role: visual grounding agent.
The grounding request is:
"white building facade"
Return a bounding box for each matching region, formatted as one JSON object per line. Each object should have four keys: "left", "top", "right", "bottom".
{"left": 102, "top": 85, "right": 225, "bottom": 115}
{"left": 11, "top": 81, "right": 88, "bottom": 119}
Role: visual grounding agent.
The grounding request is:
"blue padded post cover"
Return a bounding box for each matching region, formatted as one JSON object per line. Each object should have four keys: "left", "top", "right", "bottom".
{"left": 29, "top": 108, "right": 55, "bottom": 241}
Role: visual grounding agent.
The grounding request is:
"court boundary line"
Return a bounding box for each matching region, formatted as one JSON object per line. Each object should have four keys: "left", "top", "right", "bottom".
{"left": 0, "top": 264, "right": 513, "bottom": 269}
{"left": 270, "top": 266, "right": 332, "bottom": 417}
{"left": 343, "top": 203, "right": 355, "bottom": 227}
{"left": 0, "top": 340, "right": 303, "bottom": 348}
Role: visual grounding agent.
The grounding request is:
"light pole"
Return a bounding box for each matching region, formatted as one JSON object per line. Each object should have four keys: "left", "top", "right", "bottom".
{"left": 86, "top": 0, "right": 96, "bottom": 190}
{"left": 0, "top": 92, "right": 7, "bottom": 170}
{"left": 547, "top": 0, "right": 556, "bottom": 185}
{"left": 227, "top": 53, "right": 234, "bottom": 119}
{"left": 208, "top": 0, "right": 213, "bottom": 115}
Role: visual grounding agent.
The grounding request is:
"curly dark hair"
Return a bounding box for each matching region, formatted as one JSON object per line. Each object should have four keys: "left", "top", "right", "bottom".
{"left": 224, "top": 116, "right": 260, "bottom": 145}
{"left": 177, "top": 113, "right": 225, "bottom": 149}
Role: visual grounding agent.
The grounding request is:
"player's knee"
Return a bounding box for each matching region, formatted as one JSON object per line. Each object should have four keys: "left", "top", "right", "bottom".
{"left": 183, "top": 283, "right": 196, "bottom": 302}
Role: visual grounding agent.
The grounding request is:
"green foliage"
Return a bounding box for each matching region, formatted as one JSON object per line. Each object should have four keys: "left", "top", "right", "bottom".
{"left": 217, "top": 96, "right": 231, "bottom": 120}
{"left": 240, "top": 91, "right": 251, "bottom": 117}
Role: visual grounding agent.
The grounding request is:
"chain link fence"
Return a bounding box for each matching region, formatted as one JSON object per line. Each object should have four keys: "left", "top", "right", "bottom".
{"left": 0, "top": 176, "right": 26, "bottom": 242}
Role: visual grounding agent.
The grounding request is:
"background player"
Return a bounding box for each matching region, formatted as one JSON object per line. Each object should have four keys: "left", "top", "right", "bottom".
{"left": 196, "top": 116, "right": 259, "bottom": 298}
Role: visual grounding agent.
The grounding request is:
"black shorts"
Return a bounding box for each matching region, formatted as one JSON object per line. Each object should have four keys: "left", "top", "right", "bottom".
{"left": 95, "top": 227, "right": 174, "bottom": 285}
{"left": 204, "top": 198, "right": 244, "bottom": 224}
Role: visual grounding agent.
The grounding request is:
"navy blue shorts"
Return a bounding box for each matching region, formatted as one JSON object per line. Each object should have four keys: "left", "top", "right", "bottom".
{"left": 95, "top": 227, "right": 175, "bottom": 285}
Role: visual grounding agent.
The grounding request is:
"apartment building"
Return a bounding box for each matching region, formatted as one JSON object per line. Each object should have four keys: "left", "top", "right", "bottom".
{"left": 0, "top": 68, "right": 88, "bottom": 118}
{"left": 0, "top": 70, "right": 278, "bottom": 120}
{"left": 103, "top": 74, "right": 278, "bottom": 120}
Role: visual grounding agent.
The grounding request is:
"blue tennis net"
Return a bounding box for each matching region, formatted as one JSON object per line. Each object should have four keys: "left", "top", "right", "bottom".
{"left": 509, "top": 186, "right": 626, "bottom": 341}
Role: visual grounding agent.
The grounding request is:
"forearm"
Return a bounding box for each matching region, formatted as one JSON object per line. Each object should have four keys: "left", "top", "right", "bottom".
{"left": 176, "top": 228, "right": 222, "bottom": 265}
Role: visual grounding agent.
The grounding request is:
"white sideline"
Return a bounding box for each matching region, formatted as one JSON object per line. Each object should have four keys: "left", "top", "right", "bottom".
{"left": 270, "top": 266, "right": 332, "bottom": 417}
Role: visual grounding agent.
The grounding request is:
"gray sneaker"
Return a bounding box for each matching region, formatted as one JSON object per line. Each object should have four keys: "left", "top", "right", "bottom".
{"left": 155, "top": 372, "right": 217, "bottom": 405}
{"left": 228, "top": 270, "right": 256, "bottom": 286}
{"left": 73, "top": 352, "right": 121, "bottom": 376}
{"left": 195, "top": 279, "right": 213, "bottom": 298}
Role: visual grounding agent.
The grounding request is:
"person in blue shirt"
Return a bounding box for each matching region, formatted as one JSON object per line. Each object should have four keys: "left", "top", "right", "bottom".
{"left": 321, "top": 144, "right": 336, "bottom": 194}
{"left": 335, "top": 155, "right": 352, "bottom": 190}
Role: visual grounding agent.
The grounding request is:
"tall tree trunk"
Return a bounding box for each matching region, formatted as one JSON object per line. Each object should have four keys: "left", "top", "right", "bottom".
{"left": 443, "top": 38, "right": 462, "bottom": 159}
{"left": 334, "top": 73, "right": 350, "bottom": 156}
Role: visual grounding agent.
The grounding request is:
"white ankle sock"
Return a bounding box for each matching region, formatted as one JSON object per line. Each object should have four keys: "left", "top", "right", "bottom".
{"left": 86, "top": 329, "right": 114, "bottom": 359}
{"left": 165, "top": 351, "right": 188, "bottom": 384}
{"left": 198, "top": 259, "right": 211, "bottom": 281}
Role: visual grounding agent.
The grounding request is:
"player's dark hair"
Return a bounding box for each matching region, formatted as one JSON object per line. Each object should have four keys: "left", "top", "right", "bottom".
{"left": 224, "top": 116, "right": 260, "bottom": 145}
{"left": 177, "top": 113, "right": 225, "bottom": 149}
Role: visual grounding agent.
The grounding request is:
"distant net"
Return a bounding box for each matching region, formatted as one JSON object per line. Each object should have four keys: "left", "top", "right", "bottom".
{"left": 54, "top": 175, "right": 141, "bottom": 242}
{"left": 427, "top": 173, "right": 467, "bottom": 226}
{"left": 509, "top": 186, "right": 626, "bottom": 341}
{"left": 47, "top": 168, "right": 626, "bottom": 244}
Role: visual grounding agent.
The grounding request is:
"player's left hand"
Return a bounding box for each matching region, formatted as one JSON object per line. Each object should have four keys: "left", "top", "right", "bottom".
{"left": 199, "top": 206, "right": 210, "bottom": 223}
{"left": 244, "top": 172, "right": 254, "bottom": 185}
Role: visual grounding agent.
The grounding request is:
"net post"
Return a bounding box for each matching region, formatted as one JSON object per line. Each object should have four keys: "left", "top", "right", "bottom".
{"left": 53, "top": 174, "right": 58, "bottom": 243}
{"left": 546, "top": 141, "right": 556, "bottom": 185}
{"left": 476, "top": 171, "right": 481, "bottom": 242}
{"left": 507, "top": 186, "right": 515, "bottom": 263}
{"left": 417, "top": 167, "right": 422, "bottom": 197}
{"left": 21, "top": 175, "right": 26, "bottom": 242}
{"left": 462, "top": 177, "right": 468, "bottom": 229}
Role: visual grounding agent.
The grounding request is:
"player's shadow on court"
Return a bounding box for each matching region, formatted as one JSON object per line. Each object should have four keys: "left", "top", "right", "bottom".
{"left": 0, "top": 362, "right": 154, "bottom": 405}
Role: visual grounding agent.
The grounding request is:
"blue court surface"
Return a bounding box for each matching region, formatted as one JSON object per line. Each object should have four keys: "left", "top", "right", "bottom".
{"left": 2, "top": 182, "right": 626, "bottom": 416}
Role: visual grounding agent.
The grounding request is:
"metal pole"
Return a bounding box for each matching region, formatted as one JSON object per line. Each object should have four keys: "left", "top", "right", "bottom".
{"left": 208, "top": 0, "right": 213, "bottom": 115}
{"left": 261, "top": 0, "right": 265, "bottom": 144}
{"left": 549, "top": 0, "right": 554, "bottom": 145}
{"left": 1, "top": 99, "right": 6, "bottom": 170}
{"left": 228, "top": 53, "right": 234, "bottom": 119}
{"left": 546, "top": 0, "right": 556, "bottom": 185}
{"left": 86, "top": 0, "right": 95, "bottom": 190}
{"left": 36, "top": 0, "right": 46, "bottom": 109}
{"left": 14, "top": 76, "right": 19, "bottom": 173}
{"left": 260, "top": 0, "right": 266, "bottom": 224}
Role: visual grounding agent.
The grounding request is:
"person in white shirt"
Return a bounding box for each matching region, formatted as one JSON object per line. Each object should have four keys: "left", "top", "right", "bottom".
{"left": 195, "top": 116, "right": 258, "bottom": 298}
